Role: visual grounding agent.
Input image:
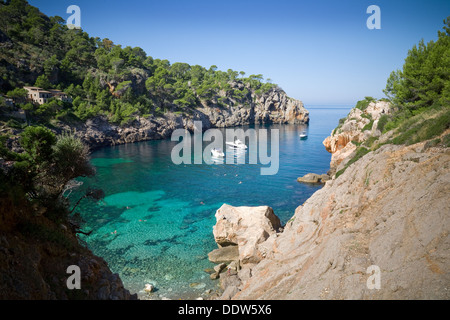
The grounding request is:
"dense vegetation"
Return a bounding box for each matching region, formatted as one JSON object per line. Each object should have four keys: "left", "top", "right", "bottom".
{"left": 0, "top": 127, "right": 103, "bottom": 225}
{"left": 0, "top": 0, "right": 276, "bottom": 126}
{"left": 333, "top": 18, "right": 450, "bottom": 178}
{"left": 384, "top": 18, "right": 450, "bottom": 111}
{"left": 0, "top": 0, "right": 279, "bottom": 243}
{"left": 380, "top": 17, "right": 450, "bottom": 135}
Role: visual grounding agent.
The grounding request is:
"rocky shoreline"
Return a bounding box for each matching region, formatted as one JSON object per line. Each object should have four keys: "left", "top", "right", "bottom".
{"left": 207, "top": 101, "right": 450, "bottom": 300}
{"left": 322, "top": 100, "right": 391, "bottom": 175}
{"left": 297, "top": 101, "right": 391, "bottom": 183}
{"left": 55, "top": 87, "right": 309, "bottom": 151}
{"left": 0, "top": 86, "right": 308, "bottom": 300}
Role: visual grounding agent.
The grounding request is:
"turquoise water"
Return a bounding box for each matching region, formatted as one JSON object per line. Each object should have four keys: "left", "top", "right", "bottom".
{"left": 74, "top": 107, "right": 351, "bottom": 299}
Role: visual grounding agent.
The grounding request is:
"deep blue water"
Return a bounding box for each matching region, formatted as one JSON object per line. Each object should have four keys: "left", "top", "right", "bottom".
{"left": 74, "top": 106, "right": 351, "bottom": 299}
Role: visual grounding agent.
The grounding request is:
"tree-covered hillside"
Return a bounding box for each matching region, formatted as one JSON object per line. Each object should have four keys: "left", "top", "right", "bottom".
{"left": 0, "top": 0, "right": 277, "bottom": 126}
{"left": 378, "top": 17, "right": 450, "bottom": 145}
{"left": 327, "top": 17, "right": 450, "bottom": 180}
{"left": 384, "top": 17, "right": 450, "bottom": 111}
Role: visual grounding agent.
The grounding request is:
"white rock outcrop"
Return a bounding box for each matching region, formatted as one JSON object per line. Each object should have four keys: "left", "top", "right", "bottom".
{"left": 212, "top": 204, "right": 282, "bottom": 264}
{"left": 323, "top": 101, "right": 393, "bottom": 174}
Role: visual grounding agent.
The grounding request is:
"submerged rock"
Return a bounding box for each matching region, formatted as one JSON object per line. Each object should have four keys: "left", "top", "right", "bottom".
{"left": 189, "top": 282, "right": 206, "bottom": 289}
{"left": 210, "top": 273, "right": 220, "bottom": 280}
{"left": 297, "top": 173, "right": 330, "bottom": 184}
{"left": 144, "top": 283, "right": 155, "bottom": 293}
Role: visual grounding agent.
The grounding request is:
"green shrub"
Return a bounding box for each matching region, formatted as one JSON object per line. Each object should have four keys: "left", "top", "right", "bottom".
{"left": 442, "top": 134, "right": 450, "bottom": 147}
{"left": 116, "top": 80, "right": 132, "bottom": 91}
{"left": 383, "top": 19, "right": 450, "bottom": 111}
{"left": 347, "top": 147, "right": 370, "bottom": 167}
{"left": 392, "top": 108, "right": 450, "bottom": 145}
{"left": 20, "top": 126, "right": 57, "bottom": 164}
{"left": 6, "top": 118, "right": 25, "bottom": 129}
{"left": 364, "top": 136, "right": 379, "bottom": 148}
{"left": 382, "top": 109, "right": 413, "bottom": 132}
{"left": 52, "top": 133, "right": 95, "bottom": 184}
{"left": 424, "top": 138, "right": 441, "bottom": 149}
{"left": 362, "top": 120, "right": 374, "bottom": 132}
{"left": 377, "top": 114, "right": 390, "bottom": 132}
{"left": 355, "top": 97, "right": 375, "bottom": 111}
{"left": 334, "top": 147, "right": 370, "bottom": 179}
{"left": 383, "top": 120, "right": 397, "bottom": 132}
{"left": 332, "top": 117, "right": 348, "bottom": 135}
{"left": 335, "top": 169, "right": 344, "bottom": 179}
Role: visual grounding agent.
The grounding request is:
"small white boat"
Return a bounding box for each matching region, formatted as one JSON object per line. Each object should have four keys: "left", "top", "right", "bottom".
{"left": 211, "top": 148, "right": 225, "bottom": 157}
{"left": 226, "top": 139, "right": 248, "bottom": 149}
{"left": 299, "top": 132, "right": 308, "bottom": 139}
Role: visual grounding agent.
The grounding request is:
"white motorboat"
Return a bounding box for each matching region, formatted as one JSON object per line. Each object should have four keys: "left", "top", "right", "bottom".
{"left": 226, "top": 139, "right": 248, "bottom": 149}
{"left": 211, "top": 148, "right": 225, "bottom": 157}
{"left": 299, "top": 132, "right": 308, "bottom": 139}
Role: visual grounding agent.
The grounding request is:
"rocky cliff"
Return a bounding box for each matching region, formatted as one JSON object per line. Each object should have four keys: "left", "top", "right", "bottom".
{"left": 208, "top": 101, "right": 450, "bottom": 300}
{"left": 0, "top": 199, "right": 137, "bottom": 300}
{"left": 55, "top": 87, "right": 308, "bottom": 151}
{"left": 216, "top": 135, "right": 449, "bottom": 300}
{"left": 0, "top": 86, "right": 308, "bottom": 300}
{"left": 323, "top": 101, "right": 391, "bottom": 175}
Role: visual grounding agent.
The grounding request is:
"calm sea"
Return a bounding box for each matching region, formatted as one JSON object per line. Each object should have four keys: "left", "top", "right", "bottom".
{"left": 74, "top": 106, "right": 351, "bottom": 299}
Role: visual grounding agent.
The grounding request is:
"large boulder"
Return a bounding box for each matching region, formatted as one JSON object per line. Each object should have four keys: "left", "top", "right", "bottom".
{"left": 212, "top": 204, "right": 282, "bottom": 264}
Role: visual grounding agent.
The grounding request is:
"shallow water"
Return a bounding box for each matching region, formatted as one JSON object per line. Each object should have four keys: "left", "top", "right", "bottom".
{"left": 73, "top": 107, "right": 351, "bottom": 299}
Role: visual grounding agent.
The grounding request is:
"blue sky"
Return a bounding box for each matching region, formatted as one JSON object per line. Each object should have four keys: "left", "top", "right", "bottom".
{"left": 30, "top": 0, "right": 450, "bottom": 106}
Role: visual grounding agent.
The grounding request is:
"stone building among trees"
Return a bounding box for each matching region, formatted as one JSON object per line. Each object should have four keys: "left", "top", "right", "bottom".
{"left": 24, "top": 86, "right": 72, "bottom": 105}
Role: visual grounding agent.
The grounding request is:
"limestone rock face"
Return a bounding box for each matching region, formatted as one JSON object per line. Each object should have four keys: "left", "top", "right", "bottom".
{"left": 323, "top": 101, "right": 393, "bottom": 174}
{"left": 212, "top": 204, "right": 282, "bottom": 264}
{"left": 54, "top": 86, "right": 308, "bottom": 151}
{"left": 232, "top": 140, "right": 450, "bottom": 300}
{"left": 253, "top": 89, "right": 309, "bottom": 125}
